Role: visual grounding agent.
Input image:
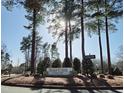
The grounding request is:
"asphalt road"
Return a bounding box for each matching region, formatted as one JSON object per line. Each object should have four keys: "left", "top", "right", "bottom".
{"left": 1, "top": 85, "right": 123, "bottom": 93}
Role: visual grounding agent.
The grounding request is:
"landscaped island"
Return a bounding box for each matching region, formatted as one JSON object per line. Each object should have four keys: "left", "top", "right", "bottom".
{"left": 1, "top": 74, "right": 123, "bottom": 89}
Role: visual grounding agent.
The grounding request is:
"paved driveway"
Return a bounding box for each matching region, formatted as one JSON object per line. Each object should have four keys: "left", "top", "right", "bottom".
{"left": 1, "top": 85, "right": 123, "bottom": 93}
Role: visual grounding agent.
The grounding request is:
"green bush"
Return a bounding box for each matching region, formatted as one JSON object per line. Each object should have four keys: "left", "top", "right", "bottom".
{"left": 24, "top": 73, "right": 30, "bottom": 77}
{"left": 52, "top": 58, "right": 61, "bottom": 68}
{"left": 112, "top": 67, "right": 122, "bottom": 75}
{"left": 91, "top": 73, "right": 97, "bottom": 79}
{"left": 37, "top": 57, "right": 50, "bottom": 74}
{"left": 82, "top": 59, "right": 95, "bottom": 75}
{"left": 107, "top": 75, "right": 114, "bottom": 79}
{"left": 62, "top": 58, "right": 72, "bottom": 67}
{"left": 34, "top": 73, "right": 40, "bottom": 78}
{"left": 99, "top": 74, "right": 105, "bottom": 78}
{"left": 73, "top": 58, "right": 81, "bottom": 73}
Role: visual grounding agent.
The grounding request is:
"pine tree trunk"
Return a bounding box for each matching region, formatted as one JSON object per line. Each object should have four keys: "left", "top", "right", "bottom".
{"left": 98, "top": 19, "right": 104, "bottom": 73}
{"left": 27, "top": 48, "right": 30, "bottom": 69}
{"left": 65, "top": 20, "right": 68, "bottom": 59}
{"left": 80, "top": 0, "right": 85, "bottom": 74}
{"left": 31, "top": 9, "right": 36, "bottom": 74}
{"left": 25, "top": 52, "right": 27, "bottom": 73}
{"left": 69, "top": 20, "right": 72, "bottom": 62}
{"left": 105, "top": 16, "right": 111, "bottom": 74}
{"left": 105, "top": 0, "right": 112, "bottom": 74}
{"left": 65, "top": 0, "right": 68, "bottom": 59}
{"left": 97, "top": 2, "right": 104, "bottom": 74}
{"left": 81, "top": 0, "right": 85, "bottom": 59}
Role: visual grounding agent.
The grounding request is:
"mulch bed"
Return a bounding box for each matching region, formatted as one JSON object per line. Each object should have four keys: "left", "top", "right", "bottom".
{"left": 1, "top": 75, "right": 123, "bottom": 88}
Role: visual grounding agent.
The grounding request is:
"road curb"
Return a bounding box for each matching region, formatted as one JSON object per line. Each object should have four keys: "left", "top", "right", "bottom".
{"left": 2, "top": 83, "right": 123, "bottom": 90}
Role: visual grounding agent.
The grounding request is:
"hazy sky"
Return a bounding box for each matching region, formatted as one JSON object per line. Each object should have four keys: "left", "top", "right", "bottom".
{"left": 1, "top": 6, "right": 123, "bottom": 66}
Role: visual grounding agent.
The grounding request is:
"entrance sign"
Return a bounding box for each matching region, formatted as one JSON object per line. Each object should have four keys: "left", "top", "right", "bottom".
{"left": 84, "top": 55, "right": 95, "bottom": 59}
{"left": 46, "top": 68, "right": 73, "bottom": 76}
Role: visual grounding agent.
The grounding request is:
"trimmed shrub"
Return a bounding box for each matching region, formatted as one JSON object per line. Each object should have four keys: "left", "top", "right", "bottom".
{"left": 82, "top": 59, "right": 95, "bottom": 75}
{"left": 99, "top": 74, "right": 105, "bottom": 78}
{"left": 37, "top": 61, "right": 43, "bottom": 74}
{"left": 107, "top": 75, "right": 114, "bottom": 79}
{"left": 91, "top": 73, "right": 97, "bottom": 79}
{"left": 62, "top": 58, "right": 72, "bottom": 67}
{"left": 73, "top": 58, "right": 81, "bottom": 73}
{"left": 34, "top": 73, "right": 40, "bottom": 79}
{"left": 24, "top": 73, "right": 30, "bottom": 77}
{"left": 52, "top": 58, "right": 61, "bottom": 68}
{"left": 37, "top": 57, "right": 50, "bottom": 74}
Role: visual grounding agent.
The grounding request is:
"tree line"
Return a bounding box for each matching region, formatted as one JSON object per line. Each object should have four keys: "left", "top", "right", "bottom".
{"left": 20, "top": 32, "right": 59, "bottom": 72}
{"left": 2, "top": 0, "right": 122, "bottom": 75}
{"left": 1, "top": 44, "right": 13, "bottom": 76}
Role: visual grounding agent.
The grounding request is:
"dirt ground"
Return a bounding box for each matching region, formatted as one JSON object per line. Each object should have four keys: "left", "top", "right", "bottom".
{"left": 1, "top": 75, "right": 123, "bottom": 87}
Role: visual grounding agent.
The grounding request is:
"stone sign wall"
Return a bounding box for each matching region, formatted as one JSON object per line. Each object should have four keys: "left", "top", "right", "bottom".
{"left": 46, "top": 68, "right": 73, "bottom": 76}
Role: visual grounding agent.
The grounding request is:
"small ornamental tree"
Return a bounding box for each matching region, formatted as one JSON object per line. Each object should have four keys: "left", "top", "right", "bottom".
{"left": 52, "top": 58, "right": 61, "bottom": 68}
{"left": 43, "top": 57, "right": 51, "bottom": 68}
{"left": 37, "top": 60, "right": 43, "bottom": 74}
{"left": 82, "top": 59, "right": 94, "bottom": 75}
{"left": 73, "top": 58, "right": 81, "bottom": 73}
{"left": 37, "top": 57, "right": 50, "bottom": 74}
{"left": 62, "top": 58, "right": 72, "bottom": 67}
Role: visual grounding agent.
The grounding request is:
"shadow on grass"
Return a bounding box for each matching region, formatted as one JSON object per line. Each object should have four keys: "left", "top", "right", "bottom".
{"left": 67, "top": 77, "right": 82, "bottom": 93}
{"left": 92, "top": 78, "right": 111, "bottom": 87}
{"left": 77, "top": 75, "right": 91, "bottom": 87}
{"left": 90, "top": 77, "right": 123, "bottom": 93}
{"left": 30, "top": 77, "right": 45, "bottom": 91}
{"left": 29, "top": 76, "right": 121, "bottom": 93}
{"left": 77, "top": 76, "right": 97, "bottom": 93}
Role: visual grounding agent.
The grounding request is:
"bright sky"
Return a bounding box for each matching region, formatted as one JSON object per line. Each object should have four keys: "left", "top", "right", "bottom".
{"left": 1, "top": 6, "right": 123, "bottom": 66}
